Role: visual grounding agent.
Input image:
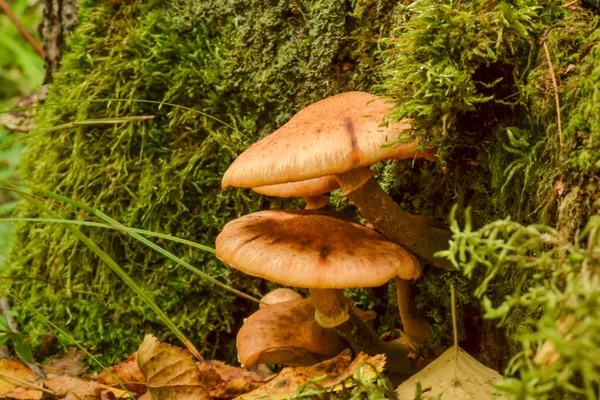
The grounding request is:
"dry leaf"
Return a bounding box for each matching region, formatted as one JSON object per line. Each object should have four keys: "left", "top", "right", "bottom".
{"left": 137, "top": 334, "right": 210, "bottom": 400}
{"left": 210, "top": 379, "right": 263, "bottom": 399}
{"left": 395, "top": 346, "right": 503, "bottom": 399}
{"left": 208, "top": 360, "right": 270, "bottom": 383}
{"left": 92, "top": 353, "right": 146, "bottom": 394}
{"left": 42, "top": 347, "right": 87, "bottom": 377}
{"left": 236, "top": 350, "right": 385, "bottom": 400}
{"left": 206, "top": 360, "right": 271, "bottom": 399}
{"left": 197, "top": 361, "right": 225, "bottom": 389}
{"left": 0, "top": 358, "right": 42, "bottom": 400}
{"left": 44, "top": 374, "right": 128, "bottom": 399}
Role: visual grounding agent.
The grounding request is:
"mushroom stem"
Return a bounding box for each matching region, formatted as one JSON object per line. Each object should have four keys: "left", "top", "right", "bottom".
{"left": 309, "top": 289, "right": 349, "bottom": 328}
{"left": 395, "top": 278, "right": 431, "bottom": 347}
{"left": 309, "top": 289, "right": 413, "bottom": 373}
{"left": 335, "top": 167, "right": 453, "bottom": 270}
{"left": 303, "top": 195, "right": 329, "bottom": 210}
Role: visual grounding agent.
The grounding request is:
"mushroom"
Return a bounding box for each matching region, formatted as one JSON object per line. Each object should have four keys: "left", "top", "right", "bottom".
{"left": 221, "top": 91, "right": 451, "bottom": 270}
{"left": 253, "top": 176, "right": 338, "bottom": 210}
{"left": 259, "top": 288, "right": 303, "bottom": 308}
{"left": 217, "top": 209, "right": 422, "bottom": 372}
{"left": 237, "top": 298, "right": 347, "bottom": 368}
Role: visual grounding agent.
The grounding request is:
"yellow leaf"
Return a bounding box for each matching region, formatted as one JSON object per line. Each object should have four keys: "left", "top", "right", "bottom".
{"left": 395, "top": 345, "right": 503, "bottom": 399}
{"left": 137, "top": 334, "right": 210, "bottom": 400}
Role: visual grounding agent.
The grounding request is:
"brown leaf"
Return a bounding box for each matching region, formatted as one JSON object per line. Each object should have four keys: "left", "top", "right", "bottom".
{"left": 209, "top": 379, "right": 262, "bottom": 399}
{"left": 0, "top": 358, "right": 42, "bottom": 400}
{"left": 196, "top": 361, "right": 224, "bottom": 389}
{"left": 42, "top": 347, "right": 87, "bottom": 377}
{"left": 204, "top": 361, "right": 271, "bottom": 399}
{"left": 236, "top": 350, "right": 386, "bottom": 400}
{"left": 207, "top": 360, "right": 269, "bottom": 384}
{"left": 92, "top": 353, "right": 146, "bottom": 394}
{"left": 44, "top": 374, "right": 128, "bottom": 400}
{"left": 136, "top": 334, "right": 210, "bottom": 400}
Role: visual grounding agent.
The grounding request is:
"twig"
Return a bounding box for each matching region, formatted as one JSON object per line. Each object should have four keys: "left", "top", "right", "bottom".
{"left": 0, "top": 0, "right": 44, "bottom": 57}
{"left": 562, "top": 0, "right": 579, "bottom": 8}
{"left": 540, "top": 31, "right": 563, "bottom": 151}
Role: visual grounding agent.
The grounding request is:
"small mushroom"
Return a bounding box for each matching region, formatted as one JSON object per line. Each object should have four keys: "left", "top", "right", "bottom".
{"left": 253, "top": 176, "right": 338, "bottom": 209}
{"left": 217, "top": 209, "right": 422, "bottom": 372}
{"left": 237, "top": 298, "right": 347, "bottom": 368}
{"left": 259, "top": 288, "right": 303, "bottom": 308}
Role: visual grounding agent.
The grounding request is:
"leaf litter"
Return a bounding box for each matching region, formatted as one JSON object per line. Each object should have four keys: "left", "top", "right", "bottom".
{"left": 0, "top": 287, "right": 503, "bottom": 400}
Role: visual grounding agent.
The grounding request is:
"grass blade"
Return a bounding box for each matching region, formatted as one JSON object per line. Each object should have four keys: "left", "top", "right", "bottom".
{"left": 0, "top": 116, "right": 155, "bottom": 151}
{"left": 0, "top": 218, "right": 216, "bottom": 253}
{"left": 0, "top": 98, "right": 241, "bottom": 135}
{"left": 10, "top": 186, "right": 205, "bottom": 362}
{"left": 8, "top": 182, "right": 260, "bottom": 303}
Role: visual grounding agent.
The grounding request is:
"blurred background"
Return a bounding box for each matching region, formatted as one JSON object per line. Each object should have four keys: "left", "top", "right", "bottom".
{"left": 0, "top": 0, "right": 43, "bottom": 262}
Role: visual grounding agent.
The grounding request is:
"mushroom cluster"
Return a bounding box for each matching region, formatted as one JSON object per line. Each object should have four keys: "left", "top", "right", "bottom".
{"left": 216, "top": 92, "right": 451, "bottom": 372}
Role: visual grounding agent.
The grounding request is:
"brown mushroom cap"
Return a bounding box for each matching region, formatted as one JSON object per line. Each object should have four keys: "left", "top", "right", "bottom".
{"left": 222, "top": 91, "right": 432, "bottom": 189}
{"left": 216, "top": 210, "right": 421, "bottom": 289}
{"left": 237, "top": 298, "right": 347, "bottom": 368}
{"left": 252, "top": 176, "right": 339, "bottom": 198}
{"left": 259, "top": 288, "right": 303, "bottom": 308}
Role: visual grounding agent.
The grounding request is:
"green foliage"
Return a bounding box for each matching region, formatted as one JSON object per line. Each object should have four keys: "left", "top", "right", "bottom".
{"left": 0, "top": 0, "right": 44, "bottom": 111}
{"left": 0, "top": 313, "right": 34, "bottom": 364}
{"left": 445, "top": 207, "right": 600, "bottom": 398}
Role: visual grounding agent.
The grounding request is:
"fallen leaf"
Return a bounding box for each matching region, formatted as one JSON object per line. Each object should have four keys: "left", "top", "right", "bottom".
{"left": 137, "top": 334, "right": 210, "bottom": 400}
{"left": 44, "top": 374, "right": 128, "bottom": 399}
{"left": 92, "top": 353, "right": 146, "bottom": 394}
{"left": 42, "top": 347, "right": 87, "bottom": 377}
{"left": 236, "top": 350, "right": 385, "bottom": 400}
{"left": 0, "top": 358, "right": 42, "bottom": 400}
{"left": 395, "top": 345, "right": 503, "bottom": 399}
{"left": 197, "top": 361, "right": 225, "bottom": 389}
{"left": 210, "top": 379, "right": 263, "bottom": 399}
{"left": 206, "top": 360, "right": 271, "bottom": 399}
{"left": 208, "top": 360, "right": 270, "bottom": 383}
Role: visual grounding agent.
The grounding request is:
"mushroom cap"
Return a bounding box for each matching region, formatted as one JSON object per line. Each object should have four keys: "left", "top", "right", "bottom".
{"left": 222, "top": 91, "right": 432, "bottom": 189}
{"left": 252, "top": 176, "right": 339, "bottom": 198}
{"left": 216, "top": 210, "right": 421, "bottom": 289}
{"left": 237, "top": 298, "right": 347, "bottom": 368}
{"left": 260, "top": 288, "right": 303, "bottom": 309}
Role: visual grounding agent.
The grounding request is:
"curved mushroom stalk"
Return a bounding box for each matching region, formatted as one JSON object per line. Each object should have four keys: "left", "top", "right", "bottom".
{"left": 237, "top": 298, "right": 347, "bottom": 369}
{"left": 335, "top": 167, "right": 453, "bottom": 270}
{"left": 395, "top": 278, "right": 431, "bottom": 347}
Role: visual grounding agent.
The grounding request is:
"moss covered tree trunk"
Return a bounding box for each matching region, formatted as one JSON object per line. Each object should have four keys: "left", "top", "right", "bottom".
{"left": 7, "top": 2, "right": 600, "bottom": 394}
